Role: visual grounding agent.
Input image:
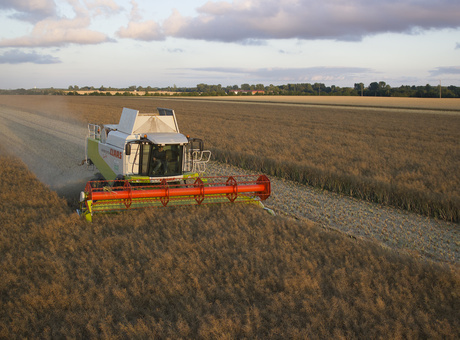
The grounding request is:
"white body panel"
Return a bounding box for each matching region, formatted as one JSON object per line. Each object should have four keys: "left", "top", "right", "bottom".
{"left": 98, "top": 142, "right": 124, "bottom": 175}
{"left": 86, "top": 107, "right": 210, "bottom": 180}
{"left": 106, "top": 130, "right": 130, "bottom": 149}
{"left": 146, "top": 132, "right": 188, "bottom": 145}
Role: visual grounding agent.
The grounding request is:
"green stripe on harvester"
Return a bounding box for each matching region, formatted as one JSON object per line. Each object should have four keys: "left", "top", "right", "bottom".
{"left": 87, "top": 138, "right": 117, "bottom": 180}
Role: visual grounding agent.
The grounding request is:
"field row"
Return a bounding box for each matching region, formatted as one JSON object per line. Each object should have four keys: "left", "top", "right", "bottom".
{"left": 1, "top": 151, "right": 458, "bottom": 338}
{"left": 182, "top": 95, "right": 460, "bottom": 111}
{"left": 1, "top": 95, "right": 459, "bottom": 221}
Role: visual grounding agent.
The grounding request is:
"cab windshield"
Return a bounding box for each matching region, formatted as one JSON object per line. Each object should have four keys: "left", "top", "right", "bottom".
{"left": 139, "top": 144, "right": 182, "bottom": 177}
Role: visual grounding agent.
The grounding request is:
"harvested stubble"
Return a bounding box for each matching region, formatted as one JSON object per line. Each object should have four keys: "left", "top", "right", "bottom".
{"left": 0, "top": 152, "right": 459, "bottom": 339}
{"left": 0, "top": 95, "right": 459, "bottom": 221}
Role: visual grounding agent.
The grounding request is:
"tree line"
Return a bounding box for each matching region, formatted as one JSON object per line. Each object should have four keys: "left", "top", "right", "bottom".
{"left": 187, "top": 82, "right": 460, "bottom": 98}
{"left": 1, "top": 81, "right": 460, "bottom": 98}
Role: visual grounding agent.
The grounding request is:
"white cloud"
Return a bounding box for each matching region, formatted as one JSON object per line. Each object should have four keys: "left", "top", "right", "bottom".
{"left": 115, "top": 0, "right": 163, "bottom": 41}
{"left": 83, "top": 0, "right": 122, "bottom": 17}
{"left": 126, "top": 0, "right": 141, "bottom": 22}
{"left": 4, "top": 1, "right": 460, "bottom": 47}
{"left": 116, "top": 20, "right": 163, "bottom": 41}
{"left": 0, "top": 16, "right": 111, "bottom": 47}
{"left": 0, "top": 0, "right": 56, "bottom": 22}
{"left": 0, "top": 49, "right": 61, "bottom": 64}
{"left": 159, "top": 0, "right": 460, "bottom": 42}
{"left": 429, "top": 66, "right": 460, "bottom": 76}
{"left": 162, "top": 9, "right": 187, "bottom": 37}
{"left": 167, "top": 48, "right": 184, "bottom": 53}
{"left": 0, "top": 0, "right": 113, "bottom": 47}
{"left": 189, "top": 66, "right": 373, "bottom": 84}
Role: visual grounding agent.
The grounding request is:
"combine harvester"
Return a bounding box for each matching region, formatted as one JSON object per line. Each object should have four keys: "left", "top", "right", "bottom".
{"left": 78, "top": 107, "right": 271, "bottom": 221}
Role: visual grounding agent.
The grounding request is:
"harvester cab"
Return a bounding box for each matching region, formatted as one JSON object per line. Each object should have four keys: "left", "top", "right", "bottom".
{"left": 84, "top": 107, "right": 211, "bottom": 181}
{"left": 78, "top": 107, "right": 271, "bottom": 221}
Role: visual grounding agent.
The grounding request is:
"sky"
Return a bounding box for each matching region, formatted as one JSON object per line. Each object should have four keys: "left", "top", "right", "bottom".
{"left": 0, "top": 0, "right": 459, "bottom": 89}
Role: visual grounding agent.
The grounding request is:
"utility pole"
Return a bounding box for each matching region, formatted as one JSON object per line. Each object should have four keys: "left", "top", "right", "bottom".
{"left": 439, "top": 80, "right": 442, "bottom": 98}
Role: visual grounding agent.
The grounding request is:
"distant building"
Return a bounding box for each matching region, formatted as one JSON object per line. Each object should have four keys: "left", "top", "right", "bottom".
{"left": 229, "top": 90, "right": 265, "bottom": 95}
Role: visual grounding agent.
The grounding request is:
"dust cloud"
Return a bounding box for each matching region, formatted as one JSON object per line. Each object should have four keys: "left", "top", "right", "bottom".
{"left": 0, "top": 106, "right": 97, "bottom": 204}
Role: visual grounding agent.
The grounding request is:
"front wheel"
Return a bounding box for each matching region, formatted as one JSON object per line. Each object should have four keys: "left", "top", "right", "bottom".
{"left": 89, "top": 173, "right": 108, "bottom": 188}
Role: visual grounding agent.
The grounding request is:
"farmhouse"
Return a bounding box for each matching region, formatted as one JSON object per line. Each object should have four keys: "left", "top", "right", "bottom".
{"left": 229, "top": 89, "right": 265, "bottom": 95}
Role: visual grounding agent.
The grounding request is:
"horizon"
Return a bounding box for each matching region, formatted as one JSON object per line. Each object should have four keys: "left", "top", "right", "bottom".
{"left": 1, "top": 81, "right": 458, "bottom": 92}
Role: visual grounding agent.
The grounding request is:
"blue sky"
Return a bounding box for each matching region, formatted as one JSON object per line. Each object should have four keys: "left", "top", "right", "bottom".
{"left": 0, "top": 0, "right": 459, "bottom": 89}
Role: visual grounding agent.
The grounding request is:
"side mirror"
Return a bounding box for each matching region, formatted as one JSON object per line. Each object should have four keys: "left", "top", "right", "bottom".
{"left": 125, "top": 143, "right": 131, "bottom": 156}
